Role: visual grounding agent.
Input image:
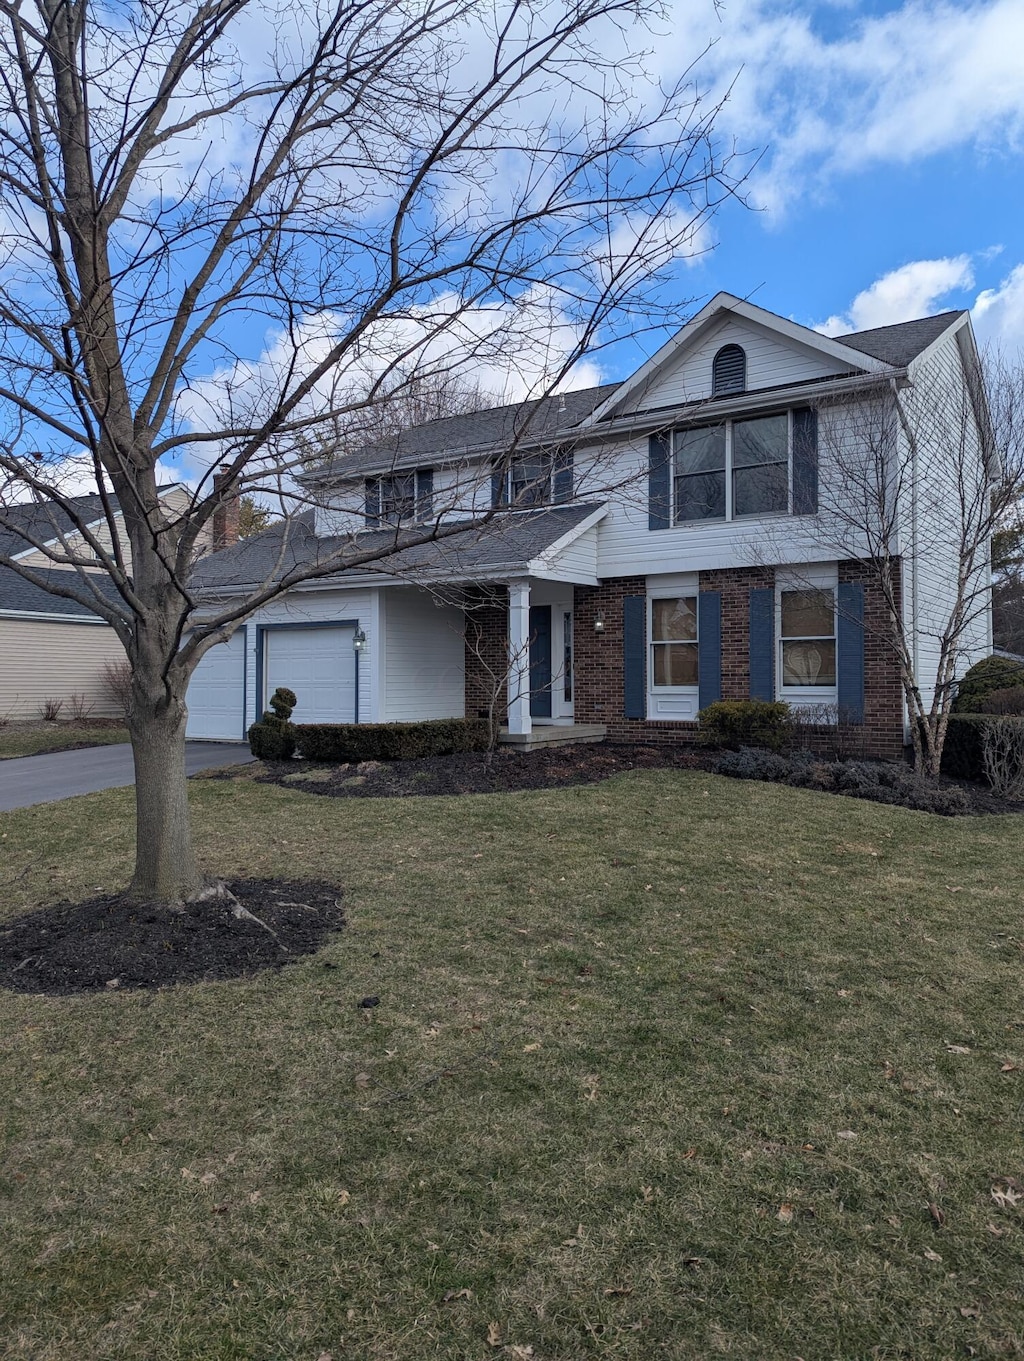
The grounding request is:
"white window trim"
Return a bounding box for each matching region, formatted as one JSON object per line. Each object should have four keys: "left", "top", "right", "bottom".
{"left": 647, "top": 582, "right": 700, "bottom": 704}
{"left": 775, "top": 568, "right": 839, "bottom": 706}
{"left": 672, "top": 410, "right": 794, "bottom": 525}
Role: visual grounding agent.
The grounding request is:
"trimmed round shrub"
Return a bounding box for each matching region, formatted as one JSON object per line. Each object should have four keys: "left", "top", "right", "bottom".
{"left": 248, "top": 686, "right": 298, "bottom": 759}
{"left": 953, "top": 656, "right": 1024, "bottom": 712}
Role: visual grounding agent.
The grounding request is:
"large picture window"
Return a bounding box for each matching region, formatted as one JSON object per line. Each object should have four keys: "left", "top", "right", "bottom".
{"left": 672, "top": 410, "right": 805, "bottom": 523}
{"left": 651, "top": 596, "right": 698, "bottom": 686}
{"left": 780, "top": 589, "right": 836, "bottom": 687}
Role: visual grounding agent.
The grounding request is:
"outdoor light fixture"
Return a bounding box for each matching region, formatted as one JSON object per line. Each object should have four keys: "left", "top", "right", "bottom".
{"left": 352, "top": 625, "right": 366, "bottom": 652}
{"left": 593, "top": 611, "right": 605, "bottom": 634}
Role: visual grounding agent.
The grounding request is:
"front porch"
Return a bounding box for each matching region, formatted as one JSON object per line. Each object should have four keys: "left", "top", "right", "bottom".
{"left": 498, "top": 722, "right": 607, "bottom": 750}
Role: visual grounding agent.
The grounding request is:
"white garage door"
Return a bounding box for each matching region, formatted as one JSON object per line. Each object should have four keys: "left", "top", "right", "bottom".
{"left": 264, "top": 626, "right": 355, "bottom": 723}
{"left": 186, "top": 630, "right": 246, "bottom": 740}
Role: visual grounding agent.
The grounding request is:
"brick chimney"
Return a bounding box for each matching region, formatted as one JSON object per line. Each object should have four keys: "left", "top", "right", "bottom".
{"left": 211, "top": 465, "right": 240, "bottom": 550}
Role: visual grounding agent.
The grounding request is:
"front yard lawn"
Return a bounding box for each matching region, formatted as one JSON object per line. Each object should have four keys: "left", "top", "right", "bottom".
{"left": 0, "top": 770, "right": 1021, "bottom": 1359}
{"left": 0, "top": 720, "right": 128, "bottom": 759}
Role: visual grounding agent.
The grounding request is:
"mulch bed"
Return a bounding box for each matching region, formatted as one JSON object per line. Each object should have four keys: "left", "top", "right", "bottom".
{"left": 0, "top": 878, "right": 344, "bottom": 997}
{"left": 248, "top": 742, "right": 1024, "bottom": 816}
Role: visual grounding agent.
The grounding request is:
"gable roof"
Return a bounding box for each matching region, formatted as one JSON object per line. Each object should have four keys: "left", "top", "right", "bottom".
{"left": 192, "top": 504, "right": 606, "bottom": 592}
{"left": 834, "top": 311, "right": 966, "bottom": 366}
{"left": 0, "top": 564, "right": 122, "bottom": 619}
{"left": 0, "top": 491, "right": 110, "bottom": 560}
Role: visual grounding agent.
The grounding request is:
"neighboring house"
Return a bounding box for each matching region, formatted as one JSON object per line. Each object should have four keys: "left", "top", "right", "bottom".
{"left": 0, "top": 484, "right": 224, "bottom": 718}
{"left": 187, "top": 293, "right": 993, "bottom": 756}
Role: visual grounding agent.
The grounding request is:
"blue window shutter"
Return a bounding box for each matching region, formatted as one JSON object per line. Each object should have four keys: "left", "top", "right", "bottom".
{"left": 623, "top": 596, "right": 646, "bottom": 719}
{"left": 698, "top": 591, "right": 722, "bottom": 711}
{"left": 837, "top": 581, "right": 865, "bottom": 724}
{"left": 648, "top": 431, "right": 671, "bottom": 530}
{"left": 364, "top": 478, "right": 380, "bottom": 528}
{"left": 491, "top": 463, "right": 506, "bottom": 508}
{"left": 553, "top": 448, "right": 573, "bottom": 503}
{"left": 748, "top": 588, "right": 775, "bottom": 700}
{"left": 792, "top": 407, "right": 818, "bottom": 514}
{"left": 416, "top": 468, "right": 434, "bottom": 522}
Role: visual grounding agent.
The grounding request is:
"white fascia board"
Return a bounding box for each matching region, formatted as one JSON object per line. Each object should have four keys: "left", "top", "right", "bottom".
{"left": 579, "top": 294, "right": 893, "bottom": 430}
{"left": 0, "top": 608, "right": 107, "bottom": 623}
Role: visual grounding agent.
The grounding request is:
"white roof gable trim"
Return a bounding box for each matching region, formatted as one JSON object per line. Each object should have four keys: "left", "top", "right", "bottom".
{"left": 582, "top": 292, "right": 894, "bottom": 429}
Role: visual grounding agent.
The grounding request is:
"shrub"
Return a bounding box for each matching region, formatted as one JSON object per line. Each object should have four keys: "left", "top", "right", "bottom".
{"left": 698, "top": 699, "right": 794, "bottom": 752}
{"left": 101, "top": 659, "right": 133, "bottom": 718}
{"left": 67, "top": 692, "right": 94, "bottom": 722}
{"left": 714, "top": 747, "right": 793, "bottom": 782}
{"left": 248, "top": 687, "right": 298, "bottom": 760}
{"left": 981, "top": 717, "right": 1024, "bottom": 799}
{"left": 976, "top": 685, "right": 1024, "bottom": 716}
{"left": 953, "top": 655, "right": 1024, "bottom": 712}
{"left": 941, "top": 714, "right": 993, "bottom": 780}
{"left": 40, "top": 697, "right": 64, "bottom": 721}
{"left": 296, "top": 717, "right": 489, "bottom": 763}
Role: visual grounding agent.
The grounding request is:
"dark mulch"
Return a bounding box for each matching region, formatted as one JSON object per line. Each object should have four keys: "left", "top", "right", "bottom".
{"left": 0, "top": 879, "right": 344, "bottom": 997}
{"left": 257, "top": 743, "right": 709, "bottom": 799}
{"left": 249, "top": 741, "right": 1024, "bottom": 816}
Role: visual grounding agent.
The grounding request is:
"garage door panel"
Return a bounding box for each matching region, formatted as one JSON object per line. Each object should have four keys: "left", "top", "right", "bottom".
{"left": 264, "top": 626, "right": 355, "bottom": 724}
{"left": 186, "top": 631, "right": 246, "bottom": 740}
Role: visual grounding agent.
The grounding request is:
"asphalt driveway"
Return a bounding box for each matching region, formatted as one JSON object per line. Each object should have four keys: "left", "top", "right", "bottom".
{"left": 0, "top": 742, "right": 253, "bottom": 812}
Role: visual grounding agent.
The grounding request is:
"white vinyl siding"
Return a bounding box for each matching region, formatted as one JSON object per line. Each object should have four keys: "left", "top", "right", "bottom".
{"left": 186, "top": 630, "right": 246, "bottom": 739}
{"left": 382, "top": 587, "right": 465, "bottom": 721}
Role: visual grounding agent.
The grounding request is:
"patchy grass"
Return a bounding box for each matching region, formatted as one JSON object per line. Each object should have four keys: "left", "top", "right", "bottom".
{"left": 0, "top": 771, "right": 1022, "bottom": 1359}
{"left": 0, "top": 720, "right": 128, "bottom": 759}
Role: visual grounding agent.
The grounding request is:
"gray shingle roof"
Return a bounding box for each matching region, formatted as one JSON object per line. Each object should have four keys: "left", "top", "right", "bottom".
{"left": 0, "top": 565, "right": 122, "bottom": 619}
{"left": 836, "top": 311, "right": 964, "bottom": 366}
{"left": 312, "top": 384, "right": 618, "bottom": 483}
{"left": 0, "top": 492, "right": 111, "bottom": 561}
{"left": 192, "top": 504, "right": 604, "bottom": 592}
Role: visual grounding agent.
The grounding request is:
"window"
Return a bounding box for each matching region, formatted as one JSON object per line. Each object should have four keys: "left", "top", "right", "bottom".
{"left": 712, "top": 344, "right": 746, "bottom": 396}
{"left": 495, "top": 449, "right": 573, "bottom": 508}
{"left": 651, "top": 596, "right": 698, "bottom": 686}
{"left": 365, "top": 469, "right": 433, "bottom": 527}
{"left": 780, "top": 589, "right": 836, "bottom": 687}
{"left": 672, "top": 410, "right": 802, "bottom": 522}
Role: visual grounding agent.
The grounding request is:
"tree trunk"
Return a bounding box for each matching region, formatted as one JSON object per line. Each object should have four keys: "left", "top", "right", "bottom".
{"left": 127, "top": 686, "right": 202, "bottom": 903}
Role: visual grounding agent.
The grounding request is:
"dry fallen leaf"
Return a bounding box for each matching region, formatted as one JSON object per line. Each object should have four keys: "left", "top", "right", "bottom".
{"left": 354, "top": 1072, "right": 371, "bottom": 1089}
{"left": 1000, "top": 1063, "right": 1020, "bottom": 1073}
{"left": 442, "top": 1288, "right": 473, "bottom": 1303}
{"left": 987, "top": 1222, "right": 1005, "bottom": 1236}
{"left": 199, "top": 1171, "right": 217, "bottom": 1186}
{"left": 212, "top": 1203, "right": 229, "bottom": 1215}
{"left": 507, "top": 1347, "right": 534, "bottom": 1360}
{"left": 523, "top": 1042, "right": 541, "bottom": 1053}
{"left": 959, "top": 1305, "right": 982, "bottom": 1319}
{"left": 318, "top": 1352, "right": 333, "bottom": 1361}
{"left": 837, "top": 1130, "right": 858, "bottom": 1141}
{"left": 582, "top": 1074, "right": 600, "bottom": 1101}
{"left": 923, "top": 1248, "right": 942, "bottom": 1262}
{"left": 929, "top": 1203, "right": 945, "bottom": 1227}
{"left": 946, "top": 1044, "right": 971, "bottom": 1055}
{"left": 486, "top": 1321, "right": 502, "bottom": 1347}
{"left": 944, "top": 885, "right": 964, "bottom": 893}
{"left": 777, "top": 1203, "right": 795, "bottom": 1224}
{"left": 641, "top": 1186, "right": 655, "bottom": 1203}
{"left": 886, "top": 1216, "right": 901, "bottom": 1228}
{"left": 337, "top": 1189, "right": 351, "bottom": 1206}
{"left": 991, "top": 1184, "right": 1023, "bottom": 1210}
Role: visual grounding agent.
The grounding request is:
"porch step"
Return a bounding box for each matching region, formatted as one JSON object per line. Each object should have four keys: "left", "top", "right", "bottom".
{"left": 498, "top": 724, "right": 607, "bottom": 751}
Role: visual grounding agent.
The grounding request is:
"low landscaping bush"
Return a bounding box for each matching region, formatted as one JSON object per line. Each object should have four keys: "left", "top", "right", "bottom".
{"left": 698, "top": 699, "right": 794, "bottom": 752}
{"left": 714, "top": 747, "right": 793, "bottom": 782}
{"left": 940, "top": 713, "right": 992, "bottom": 780}
{"left": 981, "top": 716, "right": 1024, "bottom": 799}
{"left": 952, "top": 655, "right": 1024, "bottom": 712}
{"left": 976, "top": 684, "right": 1024, "bottom": 715}
{"left": 248, "top": 687, "right": 298, "bottom": 760}
{"left": 295, "top": 717, "right": 489, "bottom": 763}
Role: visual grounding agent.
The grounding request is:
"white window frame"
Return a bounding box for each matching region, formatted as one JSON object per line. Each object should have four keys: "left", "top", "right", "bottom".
{"left": 646, "top": 574, "right": 700, "bottom": 720}
{"left": 672, "top": 410, "right": 794, "bottom": 525}
{"left": 775, "top": 566, "right": 839, "bottom": 710}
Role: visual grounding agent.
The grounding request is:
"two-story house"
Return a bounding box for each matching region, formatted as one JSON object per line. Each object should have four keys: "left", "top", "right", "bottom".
{"left": 187, "top": 293, "right": 993, "bottom": 756}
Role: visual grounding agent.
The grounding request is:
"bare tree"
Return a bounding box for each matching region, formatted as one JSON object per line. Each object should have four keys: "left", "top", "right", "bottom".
{"left": 808, "top": 348, "right": 1024, "bottom": 777}
{"left": 0, "top": 0, "right": 744, "bottom": 902}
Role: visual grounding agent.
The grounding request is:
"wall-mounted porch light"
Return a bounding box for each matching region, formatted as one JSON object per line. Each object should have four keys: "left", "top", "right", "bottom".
{"left": 593, "top": 611, "right": 606, "bottom": 634}
{"left": 353, "top": 625, "right": 367, "bottom": 652}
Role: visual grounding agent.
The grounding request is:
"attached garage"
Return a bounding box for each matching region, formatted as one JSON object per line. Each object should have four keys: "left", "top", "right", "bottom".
{"left": 262, "top": 624, "right": 357, "bottom": 724}
{"left": 186, "top": 629, "right": 246, "bottom": 740}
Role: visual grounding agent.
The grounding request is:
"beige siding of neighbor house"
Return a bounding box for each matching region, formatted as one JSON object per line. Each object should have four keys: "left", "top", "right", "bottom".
{"left": 0, "top": 616, "right": 127, "bottom": 718}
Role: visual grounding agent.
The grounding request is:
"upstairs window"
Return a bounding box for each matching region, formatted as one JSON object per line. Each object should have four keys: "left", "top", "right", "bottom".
{"left": 494, "top": 449, "right": 573, "bottom": 508}
{"left": 672, "top": 412, "right": 798, "bottom": 522}
{"left": 365, "top": 469, "right": 433, "bottom": 527}
{"left": 712, "top": 344, "right": 746, "bottom": 396}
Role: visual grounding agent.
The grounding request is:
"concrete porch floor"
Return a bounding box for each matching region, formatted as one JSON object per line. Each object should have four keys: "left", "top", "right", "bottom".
{"left": 498, "top": 723, "right": 607, "bottom": 751}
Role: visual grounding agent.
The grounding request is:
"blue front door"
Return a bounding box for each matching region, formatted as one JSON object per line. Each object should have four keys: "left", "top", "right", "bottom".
{"left": 529, "top": 605, "right": 552, "bottom": 718}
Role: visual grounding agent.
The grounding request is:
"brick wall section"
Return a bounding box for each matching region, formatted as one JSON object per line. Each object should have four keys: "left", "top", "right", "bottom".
{"left": 463, "top": 587, "right": 509, "bottom": 721}
{"left": 574, "top": 561, "right": 906, "bottom": 757}
{"left": 839, "top": 558, "right": 906, "bottom": 760}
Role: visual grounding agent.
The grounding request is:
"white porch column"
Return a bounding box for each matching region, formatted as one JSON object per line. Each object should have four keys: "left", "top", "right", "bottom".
{"left": 507, "top": 578, "right": 532, "bottom": 736}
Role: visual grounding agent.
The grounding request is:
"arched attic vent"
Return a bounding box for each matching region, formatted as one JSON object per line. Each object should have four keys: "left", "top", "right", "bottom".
{"left": 712, "top": 343, "right": 746, "bottom": 396}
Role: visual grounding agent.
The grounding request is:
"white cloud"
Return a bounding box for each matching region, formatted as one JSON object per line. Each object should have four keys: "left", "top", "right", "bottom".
{"left": 972, "top": 263, "right": 1024, "bottom": 350}
{"left": 817, "top": 256, "right": 975, "bottom": 334}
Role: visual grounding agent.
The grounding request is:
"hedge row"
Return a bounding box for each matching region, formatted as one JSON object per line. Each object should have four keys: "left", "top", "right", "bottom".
{"left": 292, "top": 717, "right": 490, "bottom": 763}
